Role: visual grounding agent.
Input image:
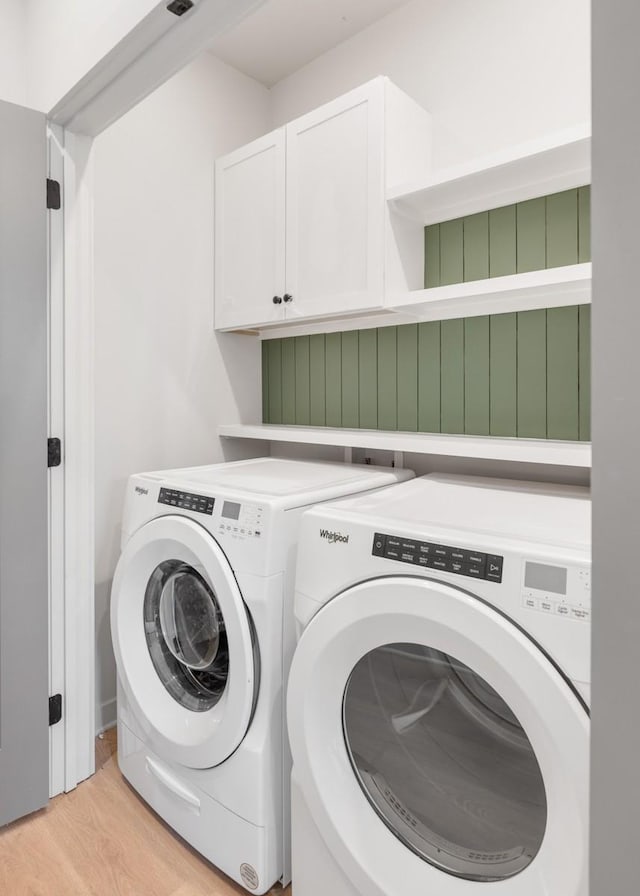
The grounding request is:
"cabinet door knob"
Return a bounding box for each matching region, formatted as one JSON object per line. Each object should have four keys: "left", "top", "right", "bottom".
{"left": 283, "top": 293, "right": 293, "bottom": 303}
{"left": 272, "top": 295, "right": 282, "bottom": 305}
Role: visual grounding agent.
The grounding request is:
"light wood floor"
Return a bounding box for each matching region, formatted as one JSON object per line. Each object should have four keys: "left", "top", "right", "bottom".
{"left": 0, "top": 729, "right": 292, "bottom": 896}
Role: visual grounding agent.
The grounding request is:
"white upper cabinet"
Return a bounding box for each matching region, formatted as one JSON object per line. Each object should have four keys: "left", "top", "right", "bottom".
{"left": 214, "top": 130, "right": 286, "bottom": 330}
{"left": 214, "top": 77, "right": 432, "bottom": 331}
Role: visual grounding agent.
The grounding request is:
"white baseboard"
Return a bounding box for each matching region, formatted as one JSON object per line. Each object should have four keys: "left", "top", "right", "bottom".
{"left": 96, "top": 696, "right": 117, "bottom": 736}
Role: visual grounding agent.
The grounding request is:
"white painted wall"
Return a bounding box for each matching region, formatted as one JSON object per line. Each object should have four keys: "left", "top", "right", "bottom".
{"left": 0, "top": 0, "right": 27, "bottom": 107}
{"left": 270, "top": 0, "right": 591, "bottom": 168}
{"left": 93, "top": 52, "right": 270, "bottom": 731}
{"left": 25, "top": 0, "right": 161, "bottom": 112}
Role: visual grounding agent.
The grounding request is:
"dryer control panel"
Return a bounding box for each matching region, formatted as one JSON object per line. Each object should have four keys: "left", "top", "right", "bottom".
{"left": 372, "top": 533, "right": 503, "bottom": 583}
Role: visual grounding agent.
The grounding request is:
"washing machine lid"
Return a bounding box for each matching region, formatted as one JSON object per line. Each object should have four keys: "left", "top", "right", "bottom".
{"left": 287, "top": 576, "right": 589, "bottom": 896}
{"left": 312, "top": 473, "right": 590, "bottom": 549}
{"left": 138, "top": 457, "right": 412, "bottom": 503}
{"left": 111, "top": 515, "right": 258, "bottom": 769}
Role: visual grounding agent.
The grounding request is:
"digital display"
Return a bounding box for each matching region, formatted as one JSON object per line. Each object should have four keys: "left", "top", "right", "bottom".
{"left": 222, "top": 501, "right": 241, "bottom": 521}
{"left": 524, "top": 562, "right": 567, "bottom": 595}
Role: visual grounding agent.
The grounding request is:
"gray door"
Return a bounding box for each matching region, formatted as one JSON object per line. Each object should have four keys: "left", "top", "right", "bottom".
{"left": 0, "top": 100, "right": 49, "bottom": 825}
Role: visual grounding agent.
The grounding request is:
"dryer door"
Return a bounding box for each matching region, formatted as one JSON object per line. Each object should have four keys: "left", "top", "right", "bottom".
{"left": 112, "top": 515, "right": 258, "bottom": 768}
{"left": 287, "top": 576, "right": 589, "bottom": 896}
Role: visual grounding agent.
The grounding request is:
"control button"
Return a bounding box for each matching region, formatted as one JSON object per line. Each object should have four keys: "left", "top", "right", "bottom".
{"left": 556, "top": 603, "right": 570, "bottom": 617}
{"left": 418, "top": 542, "right": 436, "bottom": 556}
{"left": 431, "top": 558, "right": 450, "bottom": 571}
{"left": 433, "top": 545, "right": 450, "bottom": 559}
{"left": 401, "top": 552, "right": 416, "bottom": 564}
{"left": 464, "top": 564, "right": 484, "bottom": 578}
{"left": 417, "top": 555, "right": 431, "bottom": 567}
{"left": 539, "top": 599, "right": 554, "bottom": 613}
{"left": 450, "top": 560, "right": 465, "bottom": 574}
{"left": 386, "top": 537, "right": 402, "bottom": 550}
{"left": 465, "top": 551, "right": 485, "bottom": 567}
{"left": 570, "top": 606, "right": 590, "bottom": 622}
{"left": 522, "top": 594, "right": 539, "bottom": 611}
{"left": 400, "top": 539, "right": 418, "bottom": 554}
{"left": 372, "top": 535, "right": 387, "bottom": 556}
{"left": 449, "top": 549, "right": 465, "bottom": 562}
{"left": 486, "top": 554, "right": 503, "bottom": 582}
{"left": 384, "top": 547, "right": 400, "bottom": 560}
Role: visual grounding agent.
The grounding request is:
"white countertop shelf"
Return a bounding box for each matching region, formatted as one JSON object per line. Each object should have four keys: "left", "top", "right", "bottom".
{"left": 219, "top": 424, "right": 591, "bottom": 468}
{"left": 392, "top": 262, "right": 592, "bottom": 321}
{"left": 387, "top": 126, "right": 591, "bottom": 225}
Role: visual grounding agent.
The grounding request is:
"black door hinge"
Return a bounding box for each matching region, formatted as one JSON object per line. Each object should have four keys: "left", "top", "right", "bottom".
{"left": 46, "top": 178, "right": 61, "bottom": 210}
{"left": 49, "top": 694, "right": 62, "bottom": 726}
{"left": 48, "top": 437, "right": 61, "bottom": 468}
{"left": 167, "top": 0, "right": 193, "bottom": 16}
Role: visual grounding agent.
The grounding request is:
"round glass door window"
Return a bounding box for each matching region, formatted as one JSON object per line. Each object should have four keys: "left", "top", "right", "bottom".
{"left": 343, "top": 644, "right": 547, "bottom": 882}
{"left": 144, "top": 560, "right": 230, "bottom": 712}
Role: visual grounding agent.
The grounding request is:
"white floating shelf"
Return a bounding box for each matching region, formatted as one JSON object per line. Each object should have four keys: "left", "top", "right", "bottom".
{"left": 219, "top": 424, "right": 591, "bottom": 468}
{"left": 392, "top": 262, "right": 591, "bottom": 321}
{"left": 388, "top": 126, "right": 591, "bottom": 225}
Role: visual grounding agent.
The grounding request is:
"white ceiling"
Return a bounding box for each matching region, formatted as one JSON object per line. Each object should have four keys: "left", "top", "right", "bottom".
{"left": 208, "top": 0, "right": 412, "bottom": 87}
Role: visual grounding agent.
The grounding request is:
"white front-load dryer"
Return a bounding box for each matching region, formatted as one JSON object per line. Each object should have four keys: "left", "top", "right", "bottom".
{"left": 287, "top": 474, "right": 591, "bottom": 896}
{"left": 111, "top": 457, "right": 413, "bottom": 894}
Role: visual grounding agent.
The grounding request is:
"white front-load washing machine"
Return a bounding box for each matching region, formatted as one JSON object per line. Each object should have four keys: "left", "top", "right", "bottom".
{"left": 288, "top": 474, "right": 590, "bottom": 896}
{"left": 110, "top": 457, "right": 412, "bottom": 894}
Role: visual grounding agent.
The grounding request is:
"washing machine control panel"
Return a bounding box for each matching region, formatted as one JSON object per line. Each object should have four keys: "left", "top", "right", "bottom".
{"left": 521, "top": 562, "right": 591, "bottom": 622}
{"left": 372, "top": 533, "right": 503, "bottom": 583}
{"left": 217, "top": 501, "right": 264, "bottom": 540}
{"left": 158, "top": 487, "right": 214, "bottom": 515}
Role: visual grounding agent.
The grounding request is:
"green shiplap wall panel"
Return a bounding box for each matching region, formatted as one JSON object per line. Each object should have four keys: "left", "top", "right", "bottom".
{"left": 489, "top": 205, "right": 517, "bottom": 277}
{"left": 440, "top": 319, "right": 465, "bottom": 434}
{"left": 281, "top": 338, "right": 296, "bottom": 424}
{"left": 464, "top": 316, "right": 490, "bottom": 435}
{"left": 579, "top": 305, "right": 591, "bottom": 440}
{"left": 261, "top": 341, "right": 269, "bottom": 423}
{"left": 463, "top": 212, "right": 489, "bottom": 282}
{"left": 325, "top": 333, "right": 342, "bottom": 427}
{"left": 417, "top": 321, "right": 441, "bottom": 433}
{"left": 377, "top": 327, "right": 398, "bottom": 430}
{"left": 358, "top": 329, "right": 378, "bottom": 429}
{"left": 424, "top": 224, "right": 441, "bottom": 288}
{"left": 578, "top": 186, "right": 591, "bottom": 264}
{"left": 294, "top": 336, "right": 310, "bottom": 425}
{"left": 489, "top": 313, "right": 517, "bottom": 436}
{"left": 517, "top": 309, "right": 547, "bottom": 438}
{"left": 267, "top": 339, "right": 283, "bottom": 425}
{"left": 547, "top": 307, "right": 579, "bottom": 440}
{"left": 397, "top": 324, "right": 418, "bottom": 431}
{"left": 546, "top": 189, "right": 579, "bottom": 268}
{"left": 262, "top": 307, "right": 590, "bottom": 441}
{"left": 309, "top": 334, "right": 326, "bottom": 425}
{"left": 341, "top": 331, "right": 359, "bottom": 428}
{"left": 439, "top": 219, "right": 464, "bottom": 286}
{"left": 517, "top": 197, "right": 546, "bottom": 273}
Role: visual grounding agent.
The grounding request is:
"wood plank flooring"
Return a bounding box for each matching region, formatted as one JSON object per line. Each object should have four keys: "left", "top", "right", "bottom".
{"left": 0, "top": 729, "right": 292, "bottom": 896}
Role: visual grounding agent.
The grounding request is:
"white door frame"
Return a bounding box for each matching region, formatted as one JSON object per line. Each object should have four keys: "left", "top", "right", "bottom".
{"left": 47, "top": 0, "right": 269, "bottom": 795}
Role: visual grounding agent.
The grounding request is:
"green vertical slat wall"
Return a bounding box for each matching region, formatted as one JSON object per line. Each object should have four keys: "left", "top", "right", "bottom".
{"left": 281, "top": 338, "right": 296, "bottom": 424}
{"left": 424, "top": 187, "right": 590, "bottom": 288}
{"left": 325, "top": 333, "right": 342, "bottom": 427}
{"left": 341, "top": 331, "right": 359, "bottom": 428}
{"left": 261, "top": 186, "right": 591, "bottom": 442}
{"left": 440, "top": 319, "right": 465, "bottom": 434}
{"left": 294, "top": 336, "right": 310, "bottom": 425}
{"left": 263, "top": 304, "right": 590, "bottom": 441}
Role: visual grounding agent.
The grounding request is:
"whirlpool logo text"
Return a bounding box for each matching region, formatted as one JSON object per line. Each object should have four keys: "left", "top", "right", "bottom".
{"left": 319, "top": 529, "right": 350, "bottom": 545}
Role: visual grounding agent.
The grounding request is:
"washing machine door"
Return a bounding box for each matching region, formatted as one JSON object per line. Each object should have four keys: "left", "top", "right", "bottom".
{"left": 287, "top": 576, "right": 589, "bottom": 896}
{"left": 112, "top": 515, "right": 258, "bottom": 769}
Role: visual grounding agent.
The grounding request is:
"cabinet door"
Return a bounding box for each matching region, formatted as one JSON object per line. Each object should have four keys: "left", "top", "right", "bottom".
{"left": 215, "top": 130, "right": 285, "bottom": 330}
{"left": 285, "top": 80, "right": 385, "bottom": 322}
